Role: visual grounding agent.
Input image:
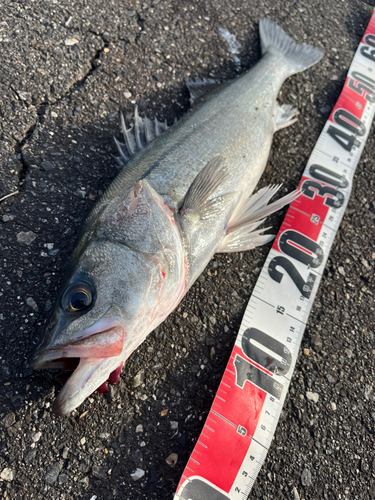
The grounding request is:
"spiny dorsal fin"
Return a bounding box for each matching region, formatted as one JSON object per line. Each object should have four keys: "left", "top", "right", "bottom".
{"left": 114, "top": 107, "right": 168, "bottom": 167}
{"left": 185, "top": 76, "right": 220, "bottom": 106}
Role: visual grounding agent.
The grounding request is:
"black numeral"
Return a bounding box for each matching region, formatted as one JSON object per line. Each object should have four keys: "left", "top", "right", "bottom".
{"left": 279, "top": 230, "right": 323, "bottom": 268}
{"left": 302, "top": 180, "right": 345, "bottom": 208}
{"left": 234, "top": 354, "right": 283, "bottom": 399}
{"left": 351, "top": 70, "right": 375, "bottom": 88}
{"left": 242, "top": 327, "right": 292, "bottom": 375}
{"left": 333, "top": 109, "right": 366, "bottom": 136}
{"left": 268, "top": 256, "right": 316, "bottom": 299}
{"left": 327, "top": 125, "right": 360, "bottom": 151}
{"left": 364, "top": 34, "right": 375, "bottom": 48}
{"left": 360, "top": 46, "right": 375, "bottom": 62}
{"left": 348, "top": 78, "right": 375, "bottom": 103}
{"left": 309, "top": 164, "right": 348, "bottom": 188}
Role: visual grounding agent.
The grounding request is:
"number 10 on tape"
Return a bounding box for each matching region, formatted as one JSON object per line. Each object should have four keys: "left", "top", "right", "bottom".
{"left": 175, "top": 11, "right": 375, "bottom": 500}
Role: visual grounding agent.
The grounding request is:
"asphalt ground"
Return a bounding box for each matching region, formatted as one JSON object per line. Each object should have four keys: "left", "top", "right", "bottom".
{"left": 0, "top": 0, "right": 374, "bottom": 499}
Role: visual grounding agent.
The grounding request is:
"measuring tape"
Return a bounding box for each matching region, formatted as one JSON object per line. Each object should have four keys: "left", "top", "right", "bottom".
{"left": 174, "top": 11, "right": 375, "bottom": 500}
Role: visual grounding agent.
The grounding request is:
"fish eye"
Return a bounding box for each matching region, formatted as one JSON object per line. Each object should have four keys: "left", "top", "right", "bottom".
{"left": 62, "top": 282, "right": 93, "bottom": 312}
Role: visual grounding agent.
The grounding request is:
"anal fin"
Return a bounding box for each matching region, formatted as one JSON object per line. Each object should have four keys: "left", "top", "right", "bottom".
{"left": 217, "top": 185, "right": 300, "bottom": 253}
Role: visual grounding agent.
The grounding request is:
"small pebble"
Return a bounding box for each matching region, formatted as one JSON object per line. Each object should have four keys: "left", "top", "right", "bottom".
{"left": 2, "top": 413, "right": 15, "bottom": 428}
{"left": 17, "top": 231, "right": 37, "bottom": 245}
{"left": 306, "top": 391, "right": 319, "bottom": 403}
{"left": 58, "top": 473, "right": 68, "bottom": 484}
{"left": 292, "top": 486, "right": 300, "bottom": 500}
{"left": 124, "top": 91, "right": 132, "bottom": 99}
{"left": 165, "top": 452, "right": 178, "bottom": 467}
{"left": 43, "top": 462, "right": 61, "bottom": 485}
{"left": 1, "top": 468, "right": 14, "bottom": 482}
{"left": 133, "top": 370, "right": 145, "bottom": 388}
{"left": 131, "top": 449, "right": 142, "bottom": 464}
{"left": 135, "top": 424, "right": 143, "bottom": 433}
{"left": 26, "top": 297, "right": 38, "bottom": 312}
{"left": 331, "top": 401, "right": 337, "bottom": 411}
{"left": 32, "top": 431, "right": 42, "bottom": 442}
{"left": 303, "top": 348, "right": 310, "bottom": 356}
{"left": 65, "top": 38, "right": 79, "bottom": 45}
{"left": 170, "top": 421, "right": 178, "bottom": 430}
{"left": 92, "top": 466, "right": 108, "bottom": 478}
{"left": 40, "top": 161, "right": 54, "bottom": 171}
{"left": 160, "top": 409, "right": 168, "bottom": 417}
{"left": 24, "top": 449, "right": 37, "bottom": 464}
{"left": 130, "top": 468, "right": 145, "bottom": 481}
{"left": 2, "top": 214, "right": 16, "bottom": 222}
{"left": 301, "top": 468, "right": 312, "bottom": 487}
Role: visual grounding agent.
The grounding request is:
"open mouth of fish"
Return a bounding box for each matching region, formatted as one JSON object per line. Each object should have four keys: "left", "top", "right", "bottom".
{"left": 33, "top": 323, "right": 125, "bottom": 415}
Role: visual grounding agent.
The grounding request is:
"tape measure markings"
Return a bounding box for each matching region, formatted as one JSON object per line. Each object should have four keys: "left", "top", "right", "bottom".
{"left": 175, "top": 11, "right": 375, "bottom": 500}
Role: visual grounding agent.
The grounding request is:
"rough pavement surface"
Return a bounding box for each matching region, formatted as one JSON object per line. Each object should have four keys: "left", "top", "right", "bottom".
{"left": 0, "top": 1, "right": 374, "bottom": 499}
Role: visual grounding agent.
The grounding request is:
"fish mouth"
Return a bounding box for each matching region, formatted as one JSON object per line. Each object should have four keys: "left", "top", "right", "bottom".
{"left": 33, "top": 325, "right": 125, "bottom": 370}
{"left": 33, "top": 323, "right": 125, "bottom": 416}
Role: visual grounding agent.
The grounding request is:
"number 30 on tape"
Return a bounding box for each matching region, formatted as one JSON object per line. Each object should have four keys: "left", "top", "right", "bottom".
{"left": 175, "top": 11, "right": 375, "bottom": 500}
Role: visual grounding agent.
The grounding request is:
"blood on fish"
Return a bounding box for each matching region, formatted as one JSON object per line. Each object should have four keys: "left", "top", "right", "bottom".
{"left": 97, "top": 382, "right": 108, "bottom": 393}
{"left": 108, "top": 363, "right": 124, "bottom": 384}
{"left": 96, "top": 363, "right": 124, "bottom": 394}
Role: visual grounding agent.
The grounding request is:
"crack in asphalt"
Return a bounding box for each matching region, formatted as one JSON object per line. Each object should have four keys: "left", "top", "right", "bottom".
{"left": 6, "top": 32, "right": 115, "bottom": 199}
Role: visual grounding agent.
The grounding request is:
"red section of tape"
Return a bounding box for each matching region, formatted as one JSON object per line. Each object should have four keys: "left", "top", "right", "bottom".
{"left": 361, "top": 11, "right": 375, "bottom": 43}
{"left": 272, "top": 176, "right": 330, "bottom": 252}
{"left": 177, "top": 345, "right": 266, "bottom": 494}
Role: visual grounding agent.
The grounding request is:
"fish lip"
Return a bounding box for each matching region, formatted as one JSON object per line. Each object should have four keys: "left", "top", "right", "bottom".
{"left": 32, "top": 317, "right": 123, "bottom": 369}
{"left": 52, "top": 357, "right": 107, "bottom": 416}
{"left": 32, "top": 325, "right": 125, "bottom": 370}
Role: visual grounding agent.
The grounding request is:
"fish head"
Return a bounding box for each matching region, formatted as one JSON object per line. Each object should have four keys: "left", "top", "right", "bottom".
{"left": 33, "top": 180, "right": 186, "bottom": 416}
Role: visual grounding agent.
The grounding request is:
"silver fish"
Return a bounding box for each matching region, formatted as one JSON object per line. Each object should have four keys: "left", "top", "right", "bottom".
{"left": 32, "top": 19, "right": 323, "bottom": 416}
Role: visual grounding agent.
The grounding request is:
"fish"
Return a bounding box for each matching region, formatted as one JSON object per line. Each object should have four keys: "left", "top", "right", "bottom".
{"left": 32, "top": 19, "right": 323, "bottom": 416}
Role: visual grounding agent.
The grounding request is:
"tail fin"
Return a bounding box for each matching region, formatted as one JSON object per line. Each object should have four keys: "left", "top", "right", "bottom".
{"left": 259, "top": 19, "right": 323, "bottom": 74}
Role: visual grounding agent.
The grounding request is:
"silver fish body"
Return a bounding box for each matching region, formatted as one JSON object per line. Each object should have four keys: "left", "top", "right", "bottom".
{"left": 33, "top": 19, "right": 323, "bottom": 415}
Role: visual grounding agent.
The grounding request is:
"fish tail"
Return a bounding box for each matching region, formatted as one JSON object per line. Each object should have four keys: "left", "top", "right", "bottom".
{"left": 259, "top": 19, "right": 323, "bottom": 75}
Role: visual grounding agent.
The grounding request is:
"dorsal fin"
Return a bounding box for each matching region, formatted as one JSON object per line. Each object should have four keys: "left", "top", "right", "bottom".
{"left": 185, "top": 77, "right": 220, "bottom": 106}
{"left": 114, "top": 107, "right": 168, "bottom": 167}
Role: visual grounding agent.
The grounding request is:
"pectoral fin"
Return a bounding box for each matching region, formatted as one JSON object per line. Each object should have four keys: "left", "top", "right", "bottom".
{"left": 217, "top": 185, "right": 300, "bottom": 253}
{"left": 179, "top": 156, "right": 233, "bottom": 220}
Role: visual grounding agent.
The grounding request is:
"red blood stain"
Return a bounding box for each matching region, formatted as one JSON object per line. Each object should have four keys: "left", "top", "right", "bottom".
{"left": 95, "top": 363, "right": 124, "bottom": 394}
